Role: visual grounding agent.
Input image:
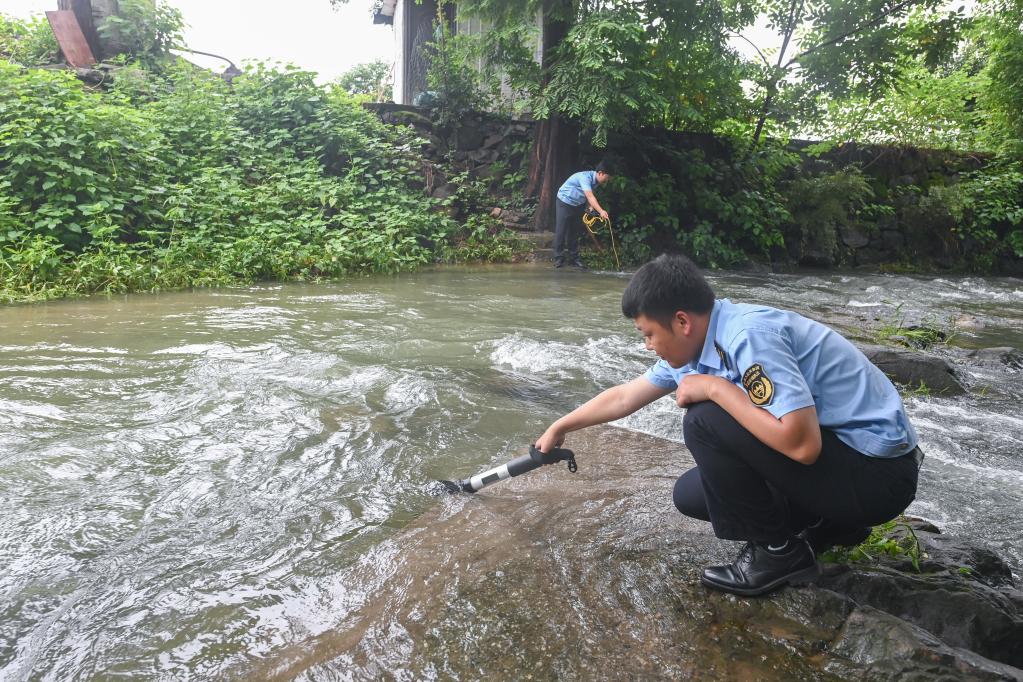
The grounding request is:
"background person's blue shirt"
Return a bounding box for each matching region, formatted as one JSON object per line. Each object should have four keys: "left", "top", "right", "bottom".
{"left": 644, "top": 299, "right": 918, "bottom": 458}
{"left": 557, "top": 171, "right": 597, "bottom": 206}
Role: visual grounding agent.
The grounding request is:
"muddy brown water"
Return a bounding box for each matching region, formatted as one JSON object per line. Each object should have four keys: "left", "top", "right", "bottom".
{"left": 1, "top": 265, "right": 1021, "bottom": 679}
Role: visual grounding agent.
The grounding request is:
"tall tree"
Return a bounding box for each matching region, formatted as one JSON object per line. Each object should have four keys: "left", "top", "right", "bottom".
{"left": 739, "top": 0, "right": 965, "bottom": 142}
{"left": 458, "top": 0, "right": 747, "bottom": 229}
{"left": 337, "top": 59, "right": 394, "bottom": 101}
{"left": 981, "top": 0, "right": 1023, "bottom": 155}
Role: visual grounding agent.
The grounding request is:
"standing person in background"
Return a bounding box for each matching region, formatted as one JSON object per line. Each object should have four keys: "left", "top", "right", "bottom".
{"left": 553, "top": 161, "right": 612, "bottom": 269}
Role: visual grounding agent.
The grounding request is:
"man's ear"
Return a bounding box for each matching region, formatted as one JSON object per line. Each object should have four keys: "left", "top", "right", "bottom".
{"left": 674, "top": 310, "right": 691, "bottom": 334}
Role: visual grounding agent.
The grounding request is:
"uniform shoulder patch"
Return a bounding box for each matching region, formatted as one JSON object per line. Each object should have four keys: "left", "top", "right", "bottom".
{"left": 742, "top": 363, "right": 774, "bottom": 406}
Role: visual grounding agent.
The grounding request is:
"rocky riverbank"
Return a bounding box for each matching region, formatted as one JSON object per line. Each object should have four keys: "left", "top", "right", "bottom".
{"left": 255, "top": 425, "right": 1023, "bottom": 681}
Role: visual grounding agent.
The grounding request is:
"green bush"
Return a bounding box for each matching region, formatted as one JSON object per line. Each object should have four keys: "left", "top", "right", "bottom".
{"left": 424, "top": 4, "right": 501, "bottom": 125}
{"left": 0, "top": 63, "right": 170, "bottom": 251}
{"left": 0, "top": 59, "right": 509, "bottom": 303}
{"left": 783, "top": 166, "right": 875, "bottom": 265}
{"left": 603, "top": 141, "right": 793, "bottom": 268}
{"left": 0, "top": 13, "right": 59, "bottom": 67}
{"left": 947, "top": 161, "right": 1023, "bottom": 265}
{"left": 96, "top": 0, "right": 184, "bottom": 67}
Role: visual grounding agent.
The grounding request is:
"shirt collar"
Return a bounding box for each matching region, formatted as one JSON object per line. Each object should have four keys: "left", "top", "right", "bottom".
{"left": 687, "top": 299, "right": 727, "bottom": 372}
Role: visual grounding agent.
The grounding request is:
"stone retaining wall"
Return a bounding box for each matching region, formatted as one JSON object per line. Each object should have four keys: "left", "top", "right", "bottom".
{"left": 366, "top": 103, "right": 1008, "bottom": 270}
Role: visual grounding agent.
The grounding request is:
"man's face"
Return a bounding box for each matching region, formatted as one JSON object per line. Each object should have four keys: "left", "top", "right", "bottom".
{"left": 634, "top": 312, "right": 699, "bottom": 369}
{"left": 596, "top": 171, "right": 610, "bottom": 185}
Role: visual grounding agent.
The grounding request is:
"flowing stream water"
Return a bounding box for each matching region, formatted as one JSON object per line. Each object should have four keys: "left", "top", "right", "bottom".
{"left": 1, "top": 266, "right": 1021, "bottom": 679}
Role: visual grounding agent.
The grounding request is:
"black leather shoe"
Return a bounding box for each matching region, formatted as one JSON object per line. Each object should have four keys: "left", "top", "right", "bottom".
{"left": 701, "top": 540, "right": 819, "bottom": 597}
{"left": 571, "top": 258, "right": 587, "bottom": 269}
{"left": 553, "top": 258, "right": 564, "bottom": 268}
{"left": 800, "top": 521, "right": 871, "bottom": 555}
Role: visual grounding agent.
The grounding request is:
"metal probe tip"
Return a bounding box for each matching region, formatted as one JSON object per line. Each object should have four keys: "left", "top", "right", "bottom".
{"left": 438, "top": 479, "right": 476, "bottom": 494}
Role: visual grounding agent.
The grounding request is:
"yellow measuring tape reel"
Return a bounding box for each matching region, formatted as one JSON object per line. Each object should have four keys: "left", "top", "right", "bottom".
{"left": 582, "top": 209, "right": 622, "bottom": 271}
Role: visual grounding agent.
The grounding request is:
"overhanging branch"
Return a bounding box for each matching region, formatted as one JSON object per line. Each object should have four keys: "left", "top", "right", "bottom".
{"left": 785, "top": 0, "right": 927, "bottom": 68}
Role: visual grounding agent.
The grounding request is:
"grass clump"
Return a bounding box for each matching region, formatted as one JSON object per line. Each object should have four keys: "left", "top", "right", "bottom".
{"left": 872, "top": 304, "right": 955, "bottom": 349}
{"left": 822, "top": 519, "right": 923, "bottom": 571}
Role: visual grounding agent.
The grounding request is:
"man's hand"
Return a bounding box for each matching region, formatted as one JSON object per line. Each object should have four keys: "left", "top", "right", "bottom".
{"left": 675, "top": 374, "right": 722, "bottom": 407}
{"left": 599, "top": 208, "right": 609, "bottom": 221}
{"left": 534, "top": 377, "right": 671, "bottom": 454}
{"left": 684, "top": 376, "right": 824, "bottom": 464}
{"left": 535, "top": 425, "right": 566, "bottom": 453}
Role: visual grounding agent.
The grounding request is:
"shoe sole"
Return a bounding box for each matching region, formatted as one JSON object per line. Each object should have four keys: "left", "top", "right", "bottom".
{"left": 700, "top": 562, "right": 821, "bottom": 597}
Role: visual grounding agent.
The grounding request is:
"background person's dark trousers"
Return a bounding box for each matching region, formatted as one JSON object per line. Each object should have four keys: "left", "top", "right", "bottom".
{"left": 553, "top": 198, "right": 585, "bottom": 266}
{"left": 675, "top": 401, "right": 919, "bottom": 543}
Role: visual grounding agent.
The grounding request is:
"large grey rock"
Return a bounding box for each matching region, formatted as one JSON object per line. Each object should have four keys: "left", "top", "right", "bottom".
{"left": 967, "top": 347, "right": 1023, "bottom": 371}
{"left": 859, "top": 344, "right": 967, "bottom": 395}
{"left": 247, "top": 426, "right": 1019, "bottom": 680}
{"left": 824, "top": 606, "right": 1023, "bottom": 681}
{"left": 840, "top": 224, "right": 871, "bottom": 248}
{"left": 818, "top": 562, "right": 1023, "bottom": 667}
{"left": 454, "top": 124, "right": 485, "bottom": 151}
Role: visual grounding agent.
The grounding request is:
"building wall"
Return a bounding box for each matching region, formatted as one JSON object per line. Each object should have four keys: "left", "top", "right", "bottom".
{"left": 389, "top": 3, "right": 541, "bottom": 107}
{"left": 393, "top": 0, "right": 406, "bottom": 104}
{"left": 455, "top": 10, "right": 542, "bottom": 111}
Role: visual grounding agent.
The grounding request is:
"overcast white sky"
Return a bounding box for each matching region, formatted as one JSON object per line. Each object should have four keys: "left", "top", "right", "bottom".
{"left": 4, "top": 0, "right": 792, "bottom": 82}
{"left": 3, "top": 0, "right": 395, "bottom": 82}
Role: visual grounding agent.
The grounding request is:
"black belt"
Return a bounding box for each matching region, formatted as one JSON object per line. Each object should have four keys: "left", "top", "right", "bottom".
{"left": 909, "top": 445, "right": 925, "bottom": 469}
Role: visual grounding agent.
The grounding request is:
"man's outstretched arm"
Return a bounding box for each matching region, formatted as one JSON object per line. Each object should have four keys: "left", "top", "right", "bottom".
{"left": 583, "top": 190, "right": 609, "bottom": 220}
{"left": 536, "top": 376, "right": 672, "bottom": 452}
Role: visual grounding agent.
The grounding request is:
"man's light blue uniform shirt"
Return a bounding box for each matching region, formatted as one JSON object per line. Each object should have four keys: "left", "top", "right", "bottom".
{"left": 644, "top": 299, "right": 918, "bottom": 458}
{"left": 557, "top": 171, "right": 597, "bottom": 207}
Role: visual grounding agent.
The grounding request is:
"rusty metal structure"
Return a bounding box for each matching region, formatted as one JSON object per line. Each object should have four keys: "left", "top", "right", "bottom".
{"left": 45, "top": 9, "right": 95, "bottom": 67}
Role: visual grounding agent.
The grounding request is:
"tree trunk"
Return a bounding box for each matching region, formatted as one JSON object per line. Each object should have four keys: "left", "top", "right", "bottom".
{"left": 752, "top": 89, "right": 774, "bottom": 145}
{"left": 527, "top": 0, "right": 575, "bottom": 232}
{"left": 529, "top": 115, "right": 577, "bottom": 231}
{"left": 753, "top": 0, "right": 803, "bottom": 144}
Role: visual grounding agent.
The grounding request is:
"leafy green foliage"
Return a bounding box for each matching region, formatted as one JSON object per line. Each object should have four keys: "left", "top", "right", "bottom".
{"left": 743, "top": 0, "right": 972, "bottom": 142}
{"left": 950, "top": 162, "right": 1023, "bottom": 260}
{"left": 0, "top": 63, "right": 169, "bottom": 250}
{"left": 0, "top": 59, "right": 511, "bottom": 303}
{"left": 425, "top": 7, "right": 502, "bottom": 125}
{"left": 439, "top": 214, "right": 526, "bottom": 263}
{"left": 96, "top": 0, "right": 184, "bottom": 66}
{"left": 0, "top": 13, "right": 59, "bottom": 67}
{"left": 457, "top": 0, "right": 747, "bottom": 144}
{"left": 979, "top": 0, "right": 1023, "bottom": 157}
{"left": 813, "top": 63, "right": 986, "bottom": 150}
{"left": 823, "top": 519, "right": 923, "bottom": 572}
{"left": 602, "top": 141, "right": 794, "bottom": 268}
{"left": 783, "top": 166, "right": 875, "bottom": 264}
{"left": 337, "top": 59, "right": 393, "bottom": 101}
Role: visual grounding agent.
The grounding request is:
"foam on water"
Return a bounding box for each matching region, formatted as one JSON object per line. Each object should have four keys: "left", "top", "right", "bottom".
{"left": 1, "top": 268, "right": 1021, "bottom": 678}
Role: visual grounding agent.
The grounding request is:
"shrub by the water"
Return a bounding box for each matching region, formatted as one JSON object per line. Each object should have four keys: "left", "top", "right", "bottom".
{"left": 0, "top": 57, "right": 514, "bottom": 303}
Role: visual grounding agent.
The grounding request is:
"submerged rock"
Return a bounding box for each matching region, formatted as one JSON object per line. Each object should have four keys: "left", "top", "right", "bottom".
{"left": 252, "top": 426, "right": 1020, "bottom": 680}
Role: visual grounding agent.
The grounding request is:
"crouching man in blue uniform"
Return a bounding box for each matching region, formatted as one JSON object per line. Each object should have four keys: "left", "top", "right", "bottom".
{"left": 535, "top": 253, "right": 922, "bottom": 596}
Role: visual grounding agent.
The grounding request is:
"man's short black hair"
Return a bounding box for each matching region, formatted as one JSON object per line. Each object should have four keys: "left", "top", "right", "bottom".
{"left": 595, "top": 160, "right": 612, "bottom": 175}
{"left": 621, "top": 253, "right": 715, "bottom": 323}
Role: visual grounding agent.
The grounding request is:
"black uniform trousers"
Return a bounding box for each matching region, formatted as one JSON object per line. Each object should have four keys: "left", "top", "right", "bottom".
{"left": 553, "top": 198, "right": 586, "bottom": 262}
{"left": 674, "top": 401, "right": 920, "bottom": 543}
